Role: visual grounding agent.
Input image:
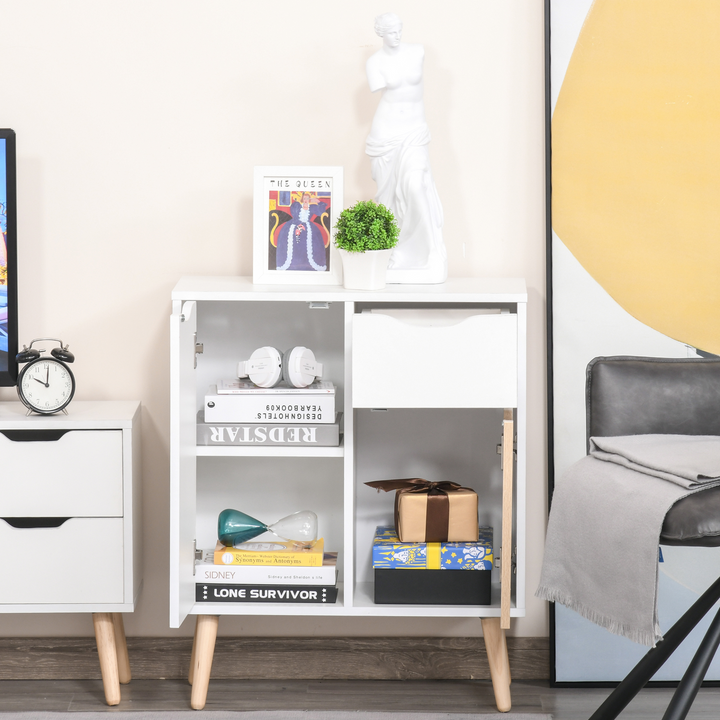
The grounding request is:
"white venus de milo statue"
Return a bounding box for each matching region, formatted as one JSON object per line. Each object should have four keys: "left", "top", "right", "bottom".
{"left": 366, "top": 13, "right": 447, "bottom": 284}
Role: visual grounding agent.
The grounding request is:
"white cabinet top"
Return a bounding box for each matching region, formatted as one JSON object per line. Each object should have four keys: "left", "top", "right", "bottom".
{"left": 172, "top": 276, "right": 527, "bottom": 303}
{"left": 0, "top": 400, "right": 140, "bottom": 429}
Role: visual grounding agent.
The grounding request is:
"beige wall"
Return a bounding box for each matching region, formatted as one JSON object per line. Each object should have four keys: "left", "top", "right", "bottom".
{"left": 0, "top": 0, "right": 547, "bottom": 638}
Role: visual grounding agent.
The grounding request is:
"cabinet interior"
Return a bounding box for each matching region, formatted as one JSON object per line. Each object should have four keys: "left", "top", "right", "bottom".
{"left": 171, "top": 277, "right": 525, "bottom": 622}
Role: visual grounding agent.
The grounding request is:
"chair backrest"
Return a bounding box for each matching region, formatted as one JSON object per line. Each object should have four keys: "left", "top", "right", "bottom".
{"left": 585, "top": 356, "right": 720, "bottom": 450}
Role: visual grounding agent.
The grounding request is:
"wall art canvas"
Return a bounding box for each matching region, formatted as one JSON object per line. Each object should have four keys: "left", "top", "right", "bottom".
{"left": 253, "top": 166, "right": 343, "bottom": 285}
{"left": 546, "top": 0, "right": 720, "bottom": 683}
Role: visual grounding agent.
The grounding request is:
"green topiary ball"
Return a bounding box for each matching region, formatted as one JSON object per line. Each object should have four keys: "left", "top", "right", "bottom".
{"left": 333, "top": 200, "right": 400, "bottom": 253}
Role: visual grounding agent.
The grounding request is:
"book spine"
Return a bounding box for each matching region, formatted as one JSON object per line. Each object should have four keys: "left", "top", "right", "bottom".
{"left": 196, "top": 583, "right": 338, "bottom": 603}
{"left": 204, "top": 393, "right": 335, "bottom": 424}
{"left": 197, "top": 419, "right": 340, "bottom": 446}
{"left": 196, "top": 565, "right": 337, "bottom": 585}
{"left": 213, "top": 550, "right": 324, "bottom": 567}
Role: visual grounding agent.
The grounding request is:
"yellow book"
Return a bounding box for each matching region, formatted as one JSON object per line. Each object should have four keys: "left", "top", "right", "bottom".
{"left": 213, "top": 538, "right": 325, "bottom": 567}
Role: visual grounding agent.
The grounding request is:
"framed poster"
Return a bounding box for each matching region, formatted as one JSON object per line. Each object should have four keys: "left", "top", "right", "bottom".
{"left": 252, "top": 166, "right": 343, "bottom": 286}
{"left": 546, "top": 0, "right": 720, "bottom": 684}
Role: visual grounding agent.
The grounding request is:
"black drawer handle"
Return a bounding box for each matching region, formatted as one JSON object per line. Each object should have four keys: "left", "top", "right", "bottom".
{"left": 1, "top": 517, "right": 71, "bottom": 529}
{"left": 0, "top": 430, "right": 71, "bottom": 442}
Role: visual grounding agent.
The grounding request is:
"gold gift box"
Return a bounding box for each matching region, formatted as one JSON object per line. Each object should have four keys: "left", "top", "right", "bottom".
{"left": 397, "top": 487, "right": 479, "bottom": 543}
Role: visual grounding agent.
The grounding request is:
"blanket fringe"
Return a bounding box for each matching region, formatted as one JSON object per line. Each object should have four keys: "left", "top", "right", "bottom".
{"left": 536, "top": 585, "right": 661, "bottom": 647}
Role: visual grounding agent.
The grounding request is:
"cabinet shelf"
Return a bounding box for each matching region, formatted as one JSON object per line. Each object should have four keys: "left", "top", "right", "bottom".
{"left": 185, "top": 583, "right": 519, "bottom": 619}
{"left": 196, "top": 442, "right": 344, "bottom": 458}
{"left": 350, "top": 582, "right": 520, "bottom": 618}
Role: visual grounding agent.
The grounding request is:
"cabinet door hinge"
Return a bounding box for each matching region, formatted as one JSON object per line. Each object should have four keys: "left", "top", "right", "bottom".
{"left": 194, "top": 333, "right": 204, "bottom": 369}
{"left": 496, "top": 443, "right": 517, "bottom": 458}
{"left": 494, "top": 547, "right": 517, "bottom": 574}
{"left": 194, "top": 539, "right": 202, "bottom": 573}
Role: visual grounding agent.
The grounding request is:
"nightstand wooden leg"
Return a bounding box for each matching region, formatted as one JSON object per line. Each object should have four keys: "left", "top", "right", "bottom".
{"left": 481, "top": 617, "right": 511, "bottom": 713}
{"left": 188, "top": 616, "right": 199, "bottom": 685}
{"left": 190, "top": 614, "right": 219, "bottom": 710}
{"left": 112, "top": 613, "right": 131, "bottom": 684}
{"left": 93, "top": 612, "right": 121, "bottom": 706}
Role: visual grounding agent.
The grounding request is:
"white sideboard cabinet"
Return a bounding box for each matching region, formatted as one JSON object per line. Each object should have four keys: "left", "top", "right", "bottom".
{"left": 0, "top": 400, "right": 142, "bottom": 705}
{"left": 170, "top": 276, "right": 527, "bottom": 711}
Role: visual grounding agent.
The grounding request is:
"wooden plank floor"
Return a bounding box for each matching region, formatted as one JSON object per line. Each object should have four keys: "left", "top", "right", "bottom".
{"left": 1, "top": 679, "right": 720, "bottom": 717}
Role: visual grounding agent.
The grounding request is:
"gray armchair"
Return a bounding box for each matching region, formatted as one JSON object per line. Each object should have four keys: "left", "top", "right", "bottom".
{"left": 585, "top": 356, "right": 720, "bottom": 720}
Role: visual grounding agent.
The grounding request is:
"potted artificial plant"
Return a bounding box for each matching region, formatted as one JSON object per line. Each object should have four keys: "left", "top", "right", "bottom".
{"left": 334, "top": 200, "right": 400, "bottom": 290}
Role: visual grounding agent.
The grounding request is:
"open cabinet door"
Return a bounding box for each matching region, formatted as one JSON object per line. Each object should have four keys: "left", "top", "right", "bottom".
{"left": 170, "top": 300, "right": 198, "bottom": 628}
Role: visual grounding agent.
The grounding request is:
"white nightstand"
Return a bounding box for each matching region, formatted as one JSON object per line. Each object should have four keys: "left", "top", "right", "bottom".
{"left": 0, "top": 400, "right": 142, "bottom": 705}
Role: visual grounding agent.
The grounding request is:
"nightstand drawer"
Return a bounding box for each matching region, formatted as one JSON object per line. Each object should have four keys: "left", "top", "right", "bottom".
{"left": 0, "top": 430, "right": 123, "bottom": 517}
{"left": 352, "top": 309, "right": 518, "bottom": 408}
{"left": 0, "top": 517, "right": 124, "bottom": 604}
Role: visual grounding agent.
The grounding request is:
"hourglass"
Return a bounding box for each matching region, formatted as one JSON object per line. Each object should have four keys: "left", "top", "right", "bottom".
{"left": 218, "top": 508, "right": 318, "bottom": 548}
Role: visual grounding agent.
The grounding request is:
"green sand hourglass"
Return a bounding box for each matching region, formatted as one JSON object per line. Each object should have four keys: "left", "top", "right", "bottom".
{"left": 218, "top": 509, "right": 318, "bottom": 548}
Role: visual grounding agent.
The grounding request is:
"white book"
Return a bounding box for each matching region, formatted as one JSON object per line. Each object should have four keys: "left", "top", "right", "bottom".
{"left": 204, "top": 385, "right": 335, "bottom": 424}
{"left": 217, "top": 379, "right": 335, "bottom": 395}
{"left": 197, "top": 412, "right": 342, "bottom": 446}
{"left": 195, "top": 550, "right": 338, "bottom": 585}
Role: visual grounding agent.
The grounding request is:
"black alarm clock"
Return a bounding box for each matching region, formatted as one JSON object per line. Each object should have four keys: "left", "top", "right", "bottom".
{"left": 16, "top": 338, "right": 76, "bottom": 415}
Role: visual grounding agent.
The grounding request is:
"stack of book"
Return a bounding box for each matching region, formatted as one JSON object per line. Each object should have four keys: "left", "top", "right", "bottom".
{"left": 196, "top": 538, "right": 338, "bottom": 604}
{"left": 371, "top": 525, "right": 494, "bottom": 605}
{"left": 199, "top": 379, "right": 341, "bottom": 447}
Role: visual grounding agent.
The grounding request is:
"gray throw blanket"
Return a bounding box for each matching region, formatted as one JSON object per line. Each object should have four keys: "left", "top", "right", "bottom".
{"left": 536, "top": 435, "right": 720, "bottom": 646}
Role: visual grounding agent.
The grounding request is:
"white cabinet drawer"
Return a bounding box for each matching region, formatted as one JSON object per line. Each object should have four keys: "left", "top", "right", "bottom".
{"left": 0, "top": 430, "right": 123, "bottom": 517}
{"left": 0, "top": 517, "right": 124, "bottom": 604}
{"left": 352, "top": 310, "right": 518, "bottom": 408}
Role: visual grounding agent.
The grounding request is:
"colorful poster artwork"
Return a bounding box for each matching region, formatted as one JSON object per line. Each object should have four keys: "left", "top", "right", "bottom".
{"left": 548, "top": 0, "right": 720, "bottom": 684}
{"left": 265, "top": 180, "right": 332, "bottom": 273}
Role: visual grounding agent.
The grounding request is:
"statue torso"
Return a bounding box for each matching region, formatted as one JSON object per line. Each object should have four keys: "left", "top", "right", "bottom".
{"left": 367, "top": 43, "right": 427, "bottom": 138}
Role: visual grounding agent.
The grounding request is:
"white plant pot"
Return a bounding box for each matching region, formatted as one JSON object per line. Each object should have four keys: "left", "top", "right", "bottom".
{"left": 338, "top": 248, "right": 393, "bottom": 291}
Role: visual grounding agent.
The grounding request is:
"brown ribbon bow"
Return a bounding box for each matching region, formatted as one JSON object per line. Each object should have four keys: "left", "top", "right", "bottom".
{"left": 365, "top": 478, "right": 466, "bottom": 542}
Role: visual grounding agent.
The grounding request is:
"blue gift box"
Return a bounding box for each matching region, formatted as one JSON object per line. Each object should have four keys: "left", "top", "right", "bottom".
{"left": 372, "top": 526, "right": 494, "bottom": 605}
{"left": 372, "top": 525, "right": 493, "bottom": 570}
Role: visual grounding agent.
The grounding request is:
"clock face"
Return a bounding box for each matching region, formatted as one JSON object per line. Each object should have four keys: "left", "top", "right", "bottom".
{"left": 18, "top": 358, "right": 75, "bottom": 414}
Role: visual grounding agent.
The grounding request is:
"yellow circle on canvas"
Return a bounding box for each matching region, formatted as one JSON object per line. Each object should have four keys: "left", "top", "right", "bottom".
{"left": 552, "top": 0, "right": 720, "bottom": 354}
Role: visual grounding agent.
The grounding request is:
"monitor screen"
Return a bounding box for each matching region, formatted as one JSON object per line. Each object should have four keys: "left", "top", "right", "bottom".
{"left": 0, "top": 129, "right": 18, "bottom": 385}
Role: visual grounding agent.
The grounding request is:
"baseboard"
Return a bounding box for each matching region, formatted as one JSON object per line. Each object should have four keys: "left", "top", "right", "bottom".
{"left": 0, "top": 636, "right": 548, "bottom": 681}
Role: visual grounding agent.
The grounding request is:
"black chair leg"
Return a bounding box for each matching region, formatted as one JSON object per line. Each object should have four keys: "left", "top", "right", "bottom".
{"left": 589, "top": 574, "right": 720, "bottom": 720}
{"left": 661, "top": 604, "right": 720, "bottom": 720}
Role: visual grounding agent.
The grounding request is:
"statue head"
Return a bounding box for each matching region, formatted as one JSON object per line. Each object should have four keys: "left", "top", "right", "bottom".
{"left": 374, "top": 12, "right": 403, "bottom": 38}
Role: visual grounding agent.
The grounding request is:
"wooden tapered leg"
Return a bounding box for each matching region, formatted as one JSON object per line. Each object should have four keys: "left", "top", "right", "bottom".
{"left": 112, "top": 613, "right": 131, "bottom": 684}
{"left": 481, "top": 617, "right": 512, "bottom": 713}
{"left": 92, "top": 612, "right": 121, "bottom": 706}
{"left": 190, "top": 615, "right": 219, "bottom": 710}
{"left": 188, "top": 616, "right": 199, "bottom": 685}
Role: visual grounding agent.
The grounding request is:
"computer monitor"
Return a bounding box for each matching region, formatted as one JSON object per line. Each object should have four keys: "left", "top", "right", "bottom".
{"left": 0, "top": 129, "right": 18, "bottom": 385}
